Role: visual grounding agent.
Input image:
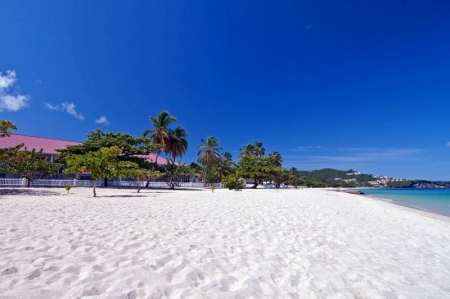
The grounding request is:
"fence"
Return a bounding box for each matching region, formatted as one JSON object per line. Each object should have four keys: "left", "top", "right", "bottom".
{"left": 0, "top": 178, "right": 220, "bottom": 189}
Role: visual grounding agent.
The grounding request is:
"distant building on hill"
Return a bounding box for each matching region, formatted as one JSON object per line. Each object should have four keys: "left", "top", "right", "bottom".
{"left": 346, "top": 171, "right": 361, "bottom": 176}
{"left": 0, "top": 134, "right": 170, "bottom": 179}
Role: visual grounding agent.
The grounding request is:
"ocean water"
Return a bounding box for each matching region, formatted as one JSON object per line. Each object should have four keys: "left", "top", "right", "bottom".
{"left": 357, "top": 188, "right": 450, "bottom": 217}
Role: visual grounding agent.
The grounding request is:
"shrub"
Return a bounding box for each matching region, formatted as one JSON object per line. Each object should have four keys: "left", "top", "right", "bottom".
{"left": 64, "top": 185, "right": 73, "bottom": 194}
{"left": 223, "top": 174, "right": 245, "bottom": 190}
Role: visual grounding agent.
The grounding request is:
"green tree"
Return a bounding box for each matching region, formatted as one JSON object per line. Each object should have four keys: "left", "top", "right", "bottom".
{"left": 223, "top": 173, "right": 245, "bottom": 190}
{"left": 57, "top": 129, "right": 157, "bottom": 186}
{"left": 197, "top": 136, "right": 222, "bottom": 184}
{"left": 0, "top": 120, "right": 17, "bottom": 138}
{"left": 1, "top": 148, "right": 59, "bottom": 187}
{"left": 163, "top": 163, "right": 194, "bottom": 189}
{"left": 121, "top": 168, "right": 162, "bottom": 193}
{"left": 210, "top": 156, "right": 234, "bottom": 183}
{"left": 237, "top": 155, "right": 271, "bottom": 188}
{"left": 168, "top": 126, "right": 188, "bottom": 164}
{"left": 143, "top": 110, "right": 177, "bottom": 164}
{"left": 64, "top": 147, "right": 138, "bottom": 197}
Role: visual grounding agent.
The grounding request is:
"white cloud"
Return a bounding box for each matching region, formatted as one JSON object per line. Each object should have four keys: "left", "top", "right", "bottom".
{"left": 0, "top": 70, "right": 29, "bottom": 112}
{"left": 43, "top": 101, "right": 85, "bottom": 120}
{"left": 445, "top": 142, "right": 450, "bottom": 148}
{"left": 44, "top": 102, "right": 60, "bottom": 110}
{"left": 95, "top": 116, "right": 109, "bottom": 125}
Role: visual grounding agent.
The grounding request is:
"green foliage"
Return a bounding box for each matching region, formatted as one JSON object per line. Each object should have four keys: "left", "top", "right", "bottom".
{"left": 143, "top": 110, "right": 177, "bottom": 157}
{"left": 65, "top": 146, "right": 138, "bottom": 179}
{"left": 163, "top": 163, "right": 194, "bottom": 189}
{"left": 222, "top": 173, "right": 245, "bottom": 190}
{"left": 386, "top": 180, "right": 412, "bottom": 188}
{"left": 57, "top": 129, "right": 156, "bottom": 168}
{"left": 299, "top": 168, "right": 377, "bottom": 187}
{"left": 197, "top": 136, "right": 222, "bottom": 167}
{"left": 209, "top": 156, "right": 234, "bottom": 183}
{"left": 1, "top": 147, "right": 59, "bottom": 186}
{"left": 197, "top": 136, "right": 222, "bottom": 183}
{"left": 64, "top": 185, "right": 73, "bottom": 194}
{"left": 143, "top": 110, "right": 188, "bottom": 165}
{"left": 57, "top": 129, "right": 159, "bottom": 188}
{"left": 0, "top": 120, "right": 17, "bottom": 138}
{"left": 240, "top": 142, "right": 265, "bottom": 157}
{"left": 121, "top": 168, "right": 162, "bottom": 192}
{"left": 237, "top": 154, "right": 272, "bottom": 187}
{"left": 64, "top": 146, "right": 139, "bottom": 196}
{"left": 236, "top": 144, "right": 286, "bottom": 188}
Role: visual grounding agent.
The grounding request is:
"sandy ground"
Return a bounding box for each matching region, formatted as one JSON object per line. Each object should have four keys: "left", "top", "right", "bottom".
{"left": 0, "top": 187, "right": 449, "bottom": 299}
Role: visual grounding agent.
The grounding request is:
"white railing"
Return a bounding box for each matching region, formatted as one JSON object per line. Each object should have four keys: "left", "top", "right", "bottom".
{"left": 0, "top": 178, "right": 23, "bottom": 187}
{"left": 0, "top": 178, "right": 221, "bottom": 189}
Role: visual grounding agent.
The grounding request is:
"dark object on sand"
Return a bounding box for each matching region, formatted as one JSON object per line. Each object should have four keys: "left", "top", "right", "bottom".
{"left": 343, "top": 189, "right": 365, "bottom": 195}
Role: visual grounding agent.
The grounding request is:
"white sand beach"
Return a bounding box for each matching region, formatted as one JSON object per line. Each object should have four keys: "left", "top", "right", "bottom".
{"left": 0, "top": 187, "right": 449, "bottom": 299}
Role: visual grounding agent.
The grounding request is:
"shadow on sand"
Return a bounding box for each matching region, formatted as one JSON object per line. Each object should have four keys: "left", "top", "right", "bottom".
{"left": 0, "top": 188, "right": 61, "bottom": 197}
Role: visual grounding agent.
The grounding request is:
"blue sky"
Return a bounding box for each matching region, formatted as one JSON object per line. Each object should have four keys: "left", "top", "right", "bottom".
{"left": 1, "top": 1, "right": 450, "bottom": 180}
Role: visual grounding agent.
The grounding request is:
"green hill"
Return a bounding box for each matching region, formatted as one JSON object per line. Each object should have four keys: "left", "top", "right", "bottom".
{"left": 299, "top": 168, "right": 377, "bottom": 187}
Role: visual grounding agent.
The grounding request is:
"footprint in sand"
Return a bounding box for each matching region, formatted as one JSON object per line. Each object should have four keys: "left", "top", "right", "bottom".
{"left": 82, "top": 286, "right": 106, "bottom": 296}
{"left": 1, "top": 267, "right": 18, "bottom": 275}
{"left": 27, "top": 269, "right": 42, "bottom": 280}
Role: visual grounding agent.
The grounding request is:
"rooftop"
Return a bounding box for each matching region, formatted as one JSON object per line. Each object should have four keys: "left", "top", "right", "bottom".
{"left": 0, "top": 134, "right": 170, "bottom": 165}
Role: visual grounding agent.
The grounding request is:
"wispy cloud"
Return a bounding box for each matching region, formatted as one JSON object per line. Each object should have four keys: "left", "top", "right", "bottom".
{"left": 284, "top": 147, "right": 423, "bottom": 170}
{"left": 95, "top": 116, "right": 109, "bottom": 125}
{"left": 0, "top": 70, "right": 29, "bottom": 112}
{"left": 291, "top": 146, "right": 323, "bottom": 152}
{"left": 44, "top": 102, "right": 85, "bottom": 120}
{"left": 35, "top": 79, "right": 42, "bottom": 86}
{"left": 304, "top": 24, "right": 314, "bottom": 31}
{"left": 445, "top": 142, "right": 450, "bottom": 148}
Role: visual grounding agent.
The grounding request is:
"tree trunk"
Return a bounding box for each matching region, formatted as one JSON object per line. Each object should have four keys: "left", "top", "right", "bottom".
{"left": 104, "top": 177, "right": 108, "bottom": 187}
{"left": 137, "top": 181, "right": 141, "bottom": 193}
{"left": 203, "top": 166, "right": 208, "bottom": 187}
{"left": 93, "top": 179, "right": 97, "bottom": 197}
{"left": 27, "top": 177, "right": 31, "bottom": 188}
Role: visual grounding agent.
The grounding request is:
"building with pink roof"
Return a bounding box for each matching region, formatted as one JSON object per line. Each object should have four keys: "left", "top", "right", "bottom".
{"left": 0, "top": 134, "right": 172, "bottom": 179}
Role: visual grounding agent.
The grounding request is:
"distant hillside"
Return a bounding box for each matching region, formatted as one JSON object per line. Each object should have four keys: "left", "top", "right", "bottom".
{"left": 409, "top": 180, "right": 450, "bottom": 188}
{"left": 299, "top": 168, "right": 377, "bottom": 187}
{"left": 295, "top": 168, "right": 450, "bottom": 188}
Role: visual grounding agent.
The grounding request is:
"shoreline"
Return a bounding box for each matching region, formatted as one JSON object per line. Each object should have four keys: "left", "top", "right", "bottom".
{"left": 334, "top": 188, "right": 450, "bottom": 223}
{"left": 363, "top": 193, "right": 450, "bottom": 223}
{"left": 342, "top": 193, "right": 450, "bottom": 222}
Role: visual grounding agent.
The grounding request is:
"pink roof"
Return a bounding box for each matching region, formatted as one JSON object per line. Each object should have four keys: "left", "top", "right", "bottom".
{"left": 0, "top": 134, "right": 173, "bottom": 165}
{"left": 139, "top": 153, "right": 173, "bottom": 165}
{"left": 0, "top": 134, "right": 80, "bottom": 155}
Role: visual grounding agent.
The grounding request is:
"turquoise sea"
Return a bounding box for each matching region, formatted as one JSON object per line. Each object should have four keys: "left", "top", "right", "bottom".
{"left": 357, "top": 188, "right": 450, "bottom": 217}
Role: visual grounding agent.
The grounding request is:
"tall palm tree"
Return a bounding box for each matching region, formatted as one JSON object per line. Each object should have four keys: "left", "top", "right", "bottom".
{"left": 269, "top": 151, "right": 282, "bottom": 166}
{"left": 197, "top": 136, "right": 222, "bottom": 183}
{"left": 143, "top": 110, "right": 177, "bottom": 165}
{"left": 223, "top": 152, "right": 232, "bottom": 161}
{"left": 168, "top": 126, "right": 188, "bottom": 163}
{"left": 240, "top": 144, "right": 255, "bottom": 156}
{"left": 240, "top": 142, "right": 265, "bottom": 157}
{"left": 254, "top": 142, "right": 265, "bottom": 156}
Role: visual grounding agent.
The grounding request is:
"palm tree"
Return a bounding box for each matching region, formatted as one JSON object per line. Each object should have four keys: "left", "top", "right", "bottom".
{"left": 223, "top": 152, "right": 232, "bottom": 161}
{"left": 143, "top": 110, "right": 177, "bottom": 165}
{"left": 240, "top": 144, "right": 255, "bottom": 156}
{"left": 254, "top": 142, "right": 265, "bottom": 156}
{"left": 168, "top": 126, "right": 188, "bottom": 163}
{"left": 197, "top": 136, "right": 222, "bottom": 184}
{"left": 269, "top": 151, "right": 282, "bottom": 166}
{"left": 240, "top": 142, "right": 265, "bottom": 157}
